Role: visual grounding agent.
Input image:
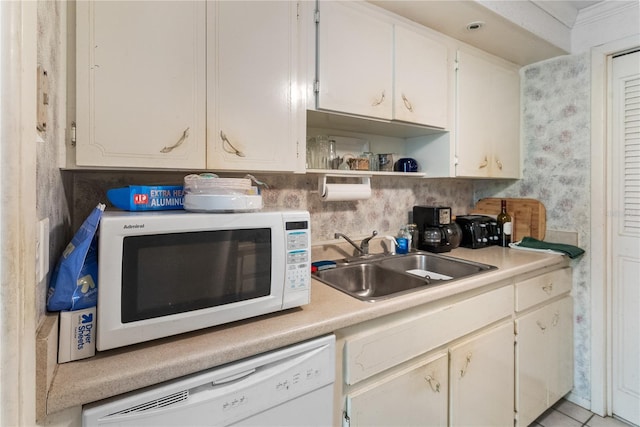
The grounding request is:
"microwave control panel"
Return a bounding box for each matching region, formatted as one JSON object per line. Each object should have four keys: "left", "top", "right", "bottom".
{"left": 285, "top": 220, "right": 310, "bottom": 292}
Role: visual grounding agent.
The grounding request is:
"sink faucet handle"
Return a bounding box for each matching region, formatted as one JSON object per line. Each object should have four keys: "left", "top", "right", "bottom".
{"left": 360, "top": 230, "right": 378, "bottom": 254}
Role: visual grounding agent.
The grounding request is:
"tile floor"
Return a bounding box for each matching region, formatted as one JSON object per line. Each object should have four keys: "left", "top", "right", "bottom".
{"left": 531, "top": 399, "right": 636, "bottom": 427}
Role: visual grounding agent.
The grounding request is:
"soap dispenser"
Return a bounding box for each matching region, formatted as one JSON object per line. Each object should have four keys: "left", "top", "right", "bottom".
{"left": 384, "top": 236, "right": 398, "bottom": 255}
{"left": 396, "top": 226, "right": 410, "bottom": 254}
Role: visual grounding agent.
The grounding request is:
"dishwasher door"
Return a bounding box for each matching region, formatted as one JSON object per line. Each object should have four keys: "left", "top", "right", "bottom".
{"left": 82, "top": 335, "right": 335, "bottom": 426}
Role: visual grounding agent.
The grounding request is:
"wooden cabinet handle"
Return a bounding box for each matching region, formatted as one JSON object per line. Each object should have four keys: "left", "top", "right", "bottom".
{"left": 542, "top": 283, "right": 553, "bottom": 294}
{"left": 478, "top": 156, "right": 488, "bottom": 169}
{"left": 220, "top": 130, "right": 245, "bottom": 157}
{"left": 537, "top": 320, "right": 547, "bottom": 332}
{"left": 424, "top": 375, "right": 441, "bottom": 392}
{"left": 372, "top": 90, "right": 386, "bottom": 106}
{"left": 160, "top": 127, "right": 189, "bottom": 153}
{"left": 401, "top": 93, "right": 414, "bottom": 112}
{"left": 460, "top": 352, "right": 472, "bottom": 377}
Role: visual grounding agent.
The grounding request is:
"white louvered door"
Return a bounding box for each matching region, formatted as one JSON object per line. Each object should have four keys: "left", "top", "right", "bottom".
{"left": 611, "top": 49, "right": 640, "bottom": 426}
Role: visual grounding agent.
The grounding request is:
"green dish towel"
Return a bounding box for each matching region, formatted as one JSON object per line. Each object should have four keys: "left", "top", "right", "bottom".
{"left": 512, "top": 237, "right": 585, "bottom": 259}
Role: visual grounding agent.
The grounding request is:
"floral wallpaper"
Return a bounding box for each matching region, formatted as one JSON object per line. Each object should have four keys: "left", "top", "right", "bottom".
{"left": 36, "top": 0, "right": 72, "bottom": 325}
{"left": 474, "top": 52, "right": 592, "bottom": 403}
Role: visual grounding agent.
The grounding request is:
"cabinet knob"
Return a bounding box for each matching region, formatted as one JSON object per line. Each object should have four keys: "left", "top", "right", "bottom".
{"left": 371, "top": 90, "right": 386, "bottom": 107}
{"left": 424, "top": 375, "right": 441, "bottom": 392}
{"left": 542, "top": 283, "right": 553, "bottom": 294}
{"left": 160, "top": 127, "right": 190, "bottom": 153}
{"left": 496, "top": 158, "right": 503, "bottom": 170}
{"left": 401, "top": 93, "right": 414, "bottom": 112}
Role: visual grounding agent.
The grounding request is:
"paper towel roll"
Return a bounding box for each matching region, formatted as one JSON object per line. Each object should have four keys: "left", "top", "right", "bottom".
{"left": 321, "top": 183, "right": 371, "bottom": 201}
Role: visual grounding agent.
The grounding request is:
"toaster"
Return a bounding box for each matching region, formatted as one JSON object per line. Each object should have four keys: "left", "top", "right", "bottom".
{"left": 455, "top": 215, "right": 500, "bottom": 249}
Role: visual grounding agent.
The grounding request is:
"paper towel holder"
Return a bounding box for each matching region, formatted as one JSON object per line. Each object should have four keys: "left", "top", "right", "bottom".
{"left": 318, "top": 173, "right": 372, "bottom": 200}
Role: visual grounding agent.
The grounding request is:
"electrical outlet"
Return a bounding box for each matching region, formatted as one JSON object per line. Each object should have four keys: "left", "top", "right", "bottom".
{"left": 37, "top": 65, "right": 49, "bottom": 133}
{"left": 36, "top": 218, "right": 50, "bottom": 283}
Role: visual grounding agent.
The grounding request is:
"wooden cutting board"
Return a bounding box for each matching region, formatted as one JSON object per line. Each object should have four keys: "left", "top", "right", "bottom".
{"left": 473, "top": 198, "right": 546, "bottom": 241}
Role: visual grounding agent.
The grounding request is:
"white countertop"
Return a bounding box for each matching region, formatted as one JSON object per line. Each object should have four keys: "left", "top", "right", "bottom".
{"left": 44, "top": 246, "right": 568, "bottom": 415}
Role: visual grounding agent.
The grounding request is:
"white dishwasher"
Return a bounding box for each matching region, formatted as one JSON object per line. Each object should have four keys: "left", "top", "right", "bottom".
{"left": 82, "top": 335, "right": 335, "bottom": 426}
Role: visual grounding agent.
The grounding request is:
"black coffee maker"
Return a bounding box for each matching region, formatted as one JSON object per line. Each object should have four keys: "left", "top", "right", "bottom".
{"left": 413, "top": 206, "right": 462, "bottom": 253}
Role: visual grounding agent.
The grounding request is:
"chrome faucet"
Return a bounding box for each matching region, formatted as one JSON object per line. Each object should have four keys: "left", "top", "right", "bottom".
{"left": 334, "top": 230, "right": 378, "bottom": 255}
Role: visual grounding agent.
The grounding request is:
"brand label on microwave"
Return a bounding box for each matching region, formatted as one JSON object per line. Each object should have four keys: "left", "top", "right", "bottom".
{"left": 123, "top": 224, "right": 145, "bottom": 229}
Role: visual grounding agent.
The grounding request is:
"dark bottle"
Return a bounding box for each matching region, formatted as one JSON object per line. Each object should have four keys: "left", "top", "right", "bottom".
{"left": 497, "top": 199, "right": 512, "bottom": 247}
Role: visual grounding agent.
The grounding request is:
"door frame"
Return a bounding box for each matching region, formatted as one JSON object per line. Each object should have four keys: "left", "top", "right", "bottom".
{"left": 0, "top": 1, "right": 38, "bottom": 425}
{"left": 590, "top": 34, "right": 640, "bottom": 417}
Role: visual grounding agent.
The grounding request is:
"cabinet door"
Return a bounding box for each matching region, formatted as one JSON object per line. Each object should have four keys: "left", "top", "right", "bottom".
{"left": 316, "top": 1, "right": 393, "bottom": 119}
{"left": 76, "top": 1, "right": 206, "bottom": 169}
{"left": 449, "top": 322, "right": 515, "bottom": 427}
{"left": 456, "top": 49, "right": 520, "bottom": 178}
{"left": 546, "top": 296, "right": 574, "bottom": 405}
{"left": 394, "top": 26, "right": 449, "bottom": 128}
{"left": 207, "top": 1, "right": 301, "bottom": 172}
{"left": 515, "top": 296, "right": 574, "bottom": 427}
{"left": 347, "top": 353, "right": 448, "bottom": 427}
{"left": 515, "top": 307, "right": 551, "bottom": 426}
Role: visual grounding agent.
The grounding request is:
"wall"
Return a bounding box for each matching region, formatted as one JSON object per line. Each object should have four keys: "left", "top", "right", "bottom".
{"left": 68, "top": 171, "right": 475, "bottom": 244}
{"left": 37, "top": 0, "right": 71, "bottom": 326}
{"left": 474, "top": 52, "right": 592, "bottom": 405}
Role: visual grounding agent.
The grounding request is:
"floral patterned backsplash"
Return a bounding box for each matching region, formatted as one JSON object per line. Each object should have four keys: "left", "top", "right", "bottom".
{"left": 474, "top": 52, "right": 592, "bottom": 404}
{"left": 69, "top": 171, "right": 475, "bottom": 242}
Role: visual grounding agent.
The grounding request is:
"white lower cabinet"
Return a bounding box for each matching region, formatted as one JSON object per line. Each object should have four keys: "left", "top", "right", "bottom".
{"left": 337, "top": 266, "right": 574, "bottom": 427}
{"left": 449, "top": 322, "right": 515, "bottom": 427}
{"left": 516, "top": 295, "right": 573, "bottom": 426}
{"left": 346, "top": 352, "right": 448, "bottom": 426}
{"left": 338, "top": 286, "right": 514, "bottom": 427}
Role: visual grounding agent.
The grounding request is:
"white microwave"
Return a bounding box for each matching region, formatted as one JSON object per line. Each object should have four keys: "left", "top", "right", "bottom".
{"left": 96, "top": 209, "right": 311, "bottom": 351}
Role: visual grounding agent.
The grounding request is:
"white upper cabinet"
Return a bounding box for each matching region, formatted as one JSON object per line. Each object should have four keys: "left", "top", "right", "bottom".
{"left": 316, "top": 1, "right": 393, "bottom": 120}
{"left": 206, "top": 1, "right": 303, "bottom": 172}
{"left": 394, "top": 25, "right": 449, "bottom": 129}
{"left": 455, "top": 48, "right": 521, "bottom": 178}
{"left": 76, "top": 1, "right": 207, "bottom": 169}
{"left": 75, "top": 1, "right": 303, "bottom": 172}
{"left": 315, "top": 1, "right": 450, "bottom": 129}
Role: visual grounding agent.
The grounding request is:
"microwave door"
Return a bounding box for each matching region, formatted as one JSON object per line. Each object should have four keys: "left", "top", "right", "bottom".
{"left": 121, "top": 229, "right": 273, "bottom": 324}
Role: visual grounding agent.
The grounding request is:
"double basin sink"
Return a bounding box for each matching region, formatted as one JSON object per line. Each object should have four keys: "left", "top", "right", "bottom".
{"left": 313, "top": 252, "right": 497, "bottom": 302}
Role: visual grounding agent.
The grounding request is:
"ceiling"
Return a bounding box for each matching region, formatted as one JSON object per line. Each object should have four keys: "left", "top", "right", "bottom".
{"left": 531, "top": 1, "right": 602, "bottom": 27}
{"left": 368, "top": 0, "right": 605, "bottom": 65}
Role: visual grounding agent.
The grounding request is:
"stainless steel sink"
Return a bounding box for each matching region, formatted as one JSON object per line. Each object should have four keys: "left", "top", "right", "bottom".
{"left": 315, "top": 263, "right": 431, "bottom": 301}
{"left": 313, "top": 252, "right": 496, "bottom": 302}
{"left": 379, "top": 253, "right": 495, "bottom": 280}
